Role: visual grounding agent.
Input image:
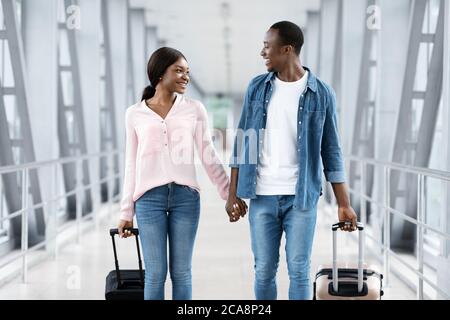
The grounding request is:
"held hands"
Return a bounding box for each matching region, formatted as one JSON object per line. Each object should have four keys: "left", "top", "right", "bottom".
{"left": 117, "top": 219, "right": 134, "bottom": 238}
{"left": 338, "top": 206, "right": 358, "bottom": 232}
{"left": 225, "top": 194, "right": 248, "bottom": 223}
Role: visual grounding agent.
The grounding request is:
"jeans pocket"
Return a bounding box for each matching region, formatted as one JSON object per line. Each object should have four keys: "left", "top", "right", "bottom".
{"left": 181, "top": 185, "right": 199, "bottom": 197}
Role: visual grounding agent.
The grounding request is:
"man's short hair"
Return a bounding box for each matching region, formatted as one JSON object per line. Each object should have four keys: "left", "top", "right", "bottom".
{"left": 270, "top": 21, "right": 304, "bottom": 55}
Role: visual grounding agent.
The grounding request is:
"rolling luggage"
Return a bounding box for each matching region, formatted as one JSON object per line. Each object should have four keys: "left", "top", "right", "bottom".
{"left": 313, "top": 222, "right": 384, "bottom": 300}
{"left": 105, "top": 228, "right": 145, "bottom": 300}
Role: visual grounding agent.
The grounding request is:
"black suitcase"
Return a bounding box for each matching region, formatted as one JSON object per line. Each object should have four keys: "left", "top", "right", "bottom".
{"left": 105, "top": 228, "right": 145, "bottom": 300}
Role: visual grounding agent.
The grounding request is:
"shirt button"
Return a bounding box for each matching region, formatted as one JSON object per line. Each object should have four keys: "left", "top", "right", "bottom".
{"left": 299, "top": 121, "right": 302, "bottom": 125}
{"left": 265, "top": 100, "right": 268, "bottom": 103}
{"left": 164, "top": 131, "right": 167, "bottom": 134}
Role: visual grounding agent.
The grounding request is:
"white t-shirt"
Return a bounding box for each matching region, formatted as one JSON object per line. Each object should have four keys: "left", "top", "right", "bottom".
{"left": 256, "top": 71, "right": 309, "bottom": 195}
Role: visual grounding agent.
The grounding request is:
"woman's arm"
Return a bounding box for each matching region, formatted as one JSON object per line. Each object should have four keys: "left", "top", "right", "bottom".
{"left": 119, "top": 108, "right": 138, "bottom": 221}
{"left": 194, "top": 102, "right": 230, "bottom": 200}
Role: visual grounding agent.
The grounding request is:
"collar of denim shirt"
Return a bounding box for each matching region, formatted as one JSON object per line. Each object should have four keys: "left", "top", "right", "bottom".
{"left": 263, "top": 66, "right": 318, "bottom": 93}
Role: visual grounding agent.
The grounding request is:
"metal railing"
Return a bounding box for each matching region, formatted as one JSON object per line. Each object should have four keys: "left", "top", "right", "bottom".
{"left": 0, "top": 150, "right": 122, "bottom": 283}
{"left": 326, "top": 155, "right": 450, "bottom": 300}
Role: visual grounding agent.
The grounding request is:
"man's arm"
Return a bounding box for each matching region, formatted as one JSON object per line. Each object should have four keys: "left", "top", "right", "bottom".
{"left": 226, "top": 80, "right": 254, "bottom": 222}
{"left": 321, "top": 88, "right": 346, "bottom": 183}
{"left": 331, "top": 183, "right": 357, "bottom": 231}
{"left": 321, "top": 87, "right": 357, "bottom": 232}
{"left": 225, "top": 168, "right": 247, "bottom": 222}
{"left": 331, "top": 182, "right": 350, "bottom": 208}
{"left": 229, "top": 168, "right": 239, "bottom": 197}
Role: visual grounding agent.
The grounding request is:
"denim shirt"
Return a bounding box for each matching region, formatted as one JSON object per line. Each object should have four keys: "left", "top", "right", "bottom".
{"left": 229, "top": 67, "right": 346, "bottom": 210}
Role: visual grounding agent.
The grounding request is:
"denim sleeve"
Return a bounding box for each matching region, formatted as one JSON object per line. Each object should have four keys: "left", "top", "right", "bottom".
{"left": 321, "top": 87, "right": 346, "bottom": 183}
{"left": 229, "top": 84, "right": 251, "bottom": 168}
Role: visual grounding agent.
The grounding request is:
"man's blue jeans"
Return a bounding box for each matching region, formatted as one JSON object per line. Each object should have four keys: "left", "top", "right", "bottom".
{"left": 249, "top": 195, "right": 317, "bottom": 300}
{"left": 135, "top": 183, "right": 200, "bottom": 300}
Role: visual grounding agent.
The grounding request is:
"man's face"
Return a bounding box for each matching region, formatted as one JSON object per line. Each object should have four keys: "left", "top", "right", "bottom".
{"left": 260, "top": 28, "right": 287, "bottom": 72}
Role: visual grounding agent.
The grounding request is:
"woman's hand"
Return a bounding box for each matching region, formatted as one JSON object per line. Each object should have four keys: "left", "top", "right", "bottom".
{"left": 118, "top": 219, "right": 134, "bottom": 238}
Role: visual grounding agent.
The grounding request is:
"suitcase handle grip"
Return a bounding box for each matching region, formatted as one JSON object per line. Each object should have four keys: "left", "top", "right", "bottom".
{"left": 332, "top": 221, "right": 364, "bottom": 231}
{"left": 110, "top": 228, "right": 139, "bottom": 236}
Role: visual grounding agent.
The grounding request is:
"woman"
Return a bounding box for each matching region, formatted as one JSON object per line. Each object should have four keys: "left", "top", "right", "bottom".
{"left": 117, "top": 47, "right": 247, "bottom": 300}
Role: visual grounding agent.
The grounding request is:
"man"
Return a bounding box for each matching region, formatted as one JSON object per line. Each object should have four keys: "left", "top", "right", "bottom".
{"left": 225, "top": 21, "right": 357, "bottom": 300}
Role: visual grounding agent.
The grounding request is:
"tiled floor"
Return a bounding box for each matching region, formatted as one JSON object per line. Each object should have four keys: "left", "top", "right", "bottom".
{"left": 0, "top": 169, "right": 415, "bottom": 300}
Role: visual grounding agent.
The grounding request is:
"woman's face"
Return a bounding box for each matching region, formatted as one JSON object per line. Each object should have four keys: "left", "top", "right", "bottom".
{"left": 160, "top": 58, "right": 190, "bottom": 94}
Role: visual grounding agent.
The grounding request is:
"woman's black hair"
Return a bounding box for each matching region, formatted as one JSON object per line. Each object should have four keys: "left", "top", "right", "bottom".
{"left": 141, "top": 47, "right": 187, "bottom": 101}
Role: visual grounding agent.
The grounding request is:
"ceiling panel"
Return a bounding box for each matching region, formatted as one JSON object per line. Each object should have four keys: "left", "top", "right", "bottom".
{"left": 130, "top": 0, "right": 320, "bottom": 95}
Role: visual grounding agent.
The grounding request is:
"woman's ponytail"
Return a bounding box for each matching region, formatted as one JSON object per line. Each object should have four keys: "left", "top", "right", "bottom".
{"left": 141, "top": 85, "right": 156, "bottom": 101}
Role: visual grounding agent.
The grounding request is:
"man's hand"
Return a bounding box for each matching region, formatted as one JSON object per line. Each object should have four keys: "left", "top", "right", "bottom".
{"left": 338, "top": 206, "right": 357, "bottom": 232}
{"left": 225, "top": 194, "right": 248, "bottom": 223}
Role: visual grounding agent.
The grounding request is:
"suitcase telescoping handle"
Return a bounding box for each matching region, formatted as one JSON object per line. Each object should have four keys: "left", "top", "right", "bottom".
{"left": 331, "top": 222, "right": 364, "bottom": 294}
{"left": 109, "top": 228, "right": 144, "bottom": 289}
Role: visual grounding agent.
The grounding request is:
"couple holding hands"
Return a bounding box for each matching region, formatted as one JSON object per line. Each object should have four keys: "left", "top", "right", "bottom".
{"left": 117, "top": 21, "right": 357, "bottom": 300}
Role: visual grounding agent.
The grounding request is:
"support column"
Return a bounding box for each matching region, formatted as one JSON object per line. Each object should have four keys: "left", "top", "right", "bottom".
{"left": 77, "top": 0, "right": 101, "bottom": 212}
{"left": 442, "top": 0, "right": 450, "bottom": 259}
{"left": 129, "top": 8, "right": 146, "bottom": 103}
{"left": 304, "top": 11, "right": 320, "bottom": 74}
{"left": 437, "top": 0, "right": 450, "bottom": 299}
{"left": 145, "top": 25, "right": 158, "bottom": 58}
{"left": 341, "top": 0, "right": 366, "bottom": 154}
{"left": 371, "top": 0, "right": 412, "bottom": 249}
{"left": 107, "top": 0, "right": 128, "bottom": 181}
{"left": 317, "top": 0, "right": 339, "bottom": 83}
{"left": 23, "top": 0, "right": 58, "bottom": 162}
{"left": 22, "top": 0, "right": 58, "bottom": 250}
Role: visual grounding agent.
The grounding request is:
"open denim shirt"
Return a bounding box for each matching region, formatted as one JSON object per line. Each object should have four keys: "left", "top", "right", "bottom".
{"left": 229, "top": 67, "right": 346, "bottom": 210}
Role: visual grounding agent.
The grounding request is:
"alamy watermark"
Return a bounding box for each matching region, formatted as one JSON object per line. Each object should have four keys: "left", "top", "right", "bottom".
{"left": 66, "top": 5, "right": 81, "bottom": 30}
{"left": 367, "top": 5, "right": 381, "bottom": 30}
{"left": 66, "top": 265, "right": 81, "bottom": 290}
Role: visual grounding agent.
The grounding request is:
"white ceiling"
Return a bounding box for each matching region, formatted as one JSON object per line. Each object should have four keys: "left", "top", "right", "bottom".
{"left": 130, "top": 0, "right": 320, "bottom": 95}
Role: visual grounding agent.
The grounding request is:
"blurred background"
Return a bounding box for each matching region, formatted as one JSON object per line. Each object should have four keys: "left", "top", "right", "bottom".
{"left": 0, "top": 0, "right": 449, "bottom": 300}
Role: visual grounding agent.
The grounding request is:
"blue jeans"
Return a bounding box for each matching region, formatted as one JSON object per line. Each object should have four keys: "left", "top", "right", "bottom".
{"left": 249, "top": 195, "right": 317, "bottom": 300}
{"left": 134, "top": 183, "right": 200, "bottom": 300}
